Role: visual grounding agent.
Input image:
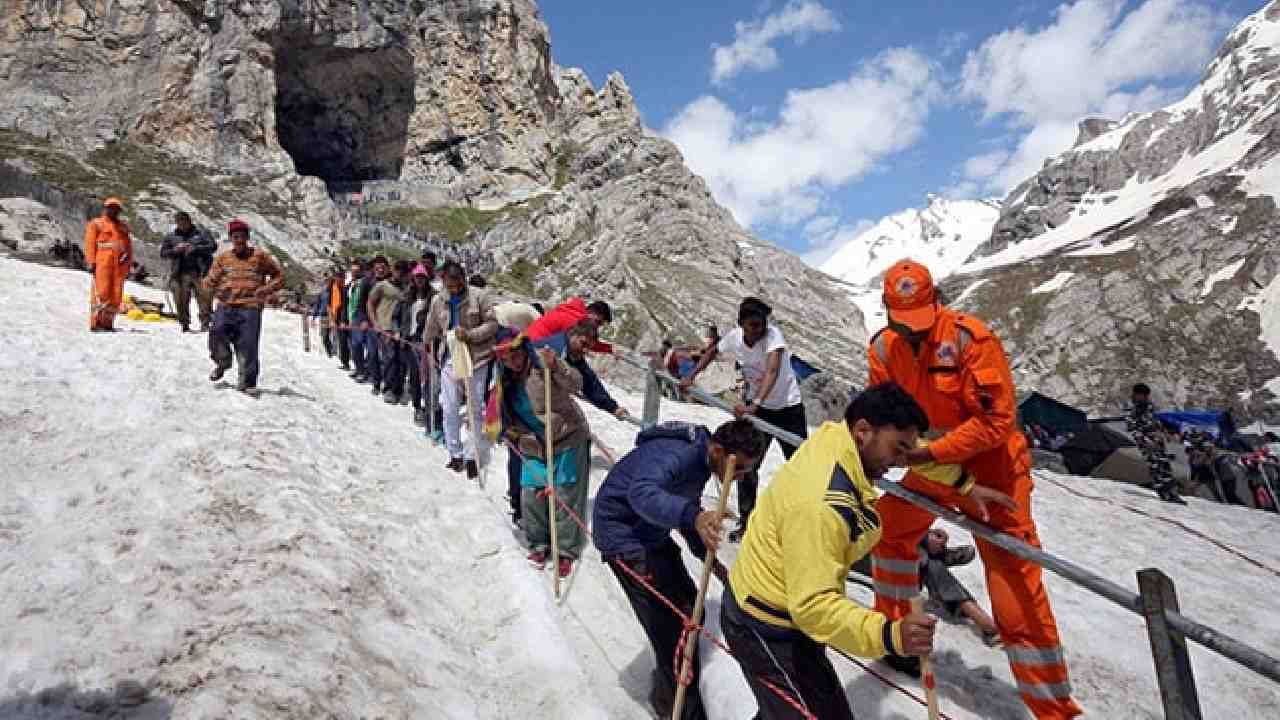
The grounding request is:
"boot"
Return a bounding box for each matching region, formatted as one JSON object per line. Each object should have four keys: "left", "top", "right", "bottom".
{"left": 942, "top": 546, "right": 976, "bottom": 567}
{"left": 209, "top": 362, "right": 230, "bottom": 381}
{"left": 446, "top": 457, "right": 464, "bottom": 473}
{"left": 383, "top": 391, "right": 399, "bottom": 404}
{"left": 181, "top": 323, "right": 191, "bottom": 333}
{"left": 413, "top": 408, "right": 426, "bottom": 426}
{"left": 465, "top": 460, "right": 479, "bottom": 480}
{"left": 371, "top": 383, "right": 382, "bottom": 396}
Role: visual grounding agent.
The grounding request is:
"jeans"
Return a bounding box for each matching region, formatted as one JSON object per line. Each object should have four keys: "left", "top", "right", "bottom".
{"left": 209, "top": 306, "right": 263, "bottom": 387}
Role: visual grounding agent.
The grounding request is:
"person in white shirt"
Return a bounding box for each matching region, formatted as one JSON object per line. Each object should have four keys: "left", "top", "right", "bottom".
{"left": 679, "top": 297, "right": 809, "bottom": 542}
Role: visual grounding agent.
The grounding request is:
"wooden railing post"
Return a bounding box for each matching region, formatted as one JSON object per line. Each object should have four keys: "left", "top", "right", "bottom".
{"left": 1138, "top": 568, "right": 1202, "bottom": 720}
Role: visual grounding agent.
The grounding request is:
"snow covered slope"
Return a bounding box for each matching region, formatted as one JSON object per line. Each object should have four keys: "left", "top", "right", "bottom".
{"left": 820, "top": 197, "right": 1001, "bottom": 287}
{"left": 2, "top": 257, "right": 1279, "bottom": 718}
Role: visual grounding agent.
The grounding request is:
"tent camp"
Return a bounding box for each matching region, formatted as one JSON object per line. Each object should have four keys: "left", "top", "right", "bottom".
{"left": 1155, "top": 410, "right": 1223, "bottom": 436}
{"left": 1018, "top": 392, "right": 1088, "bottom": 436}
{"left": 1059, "top": 422, "right": 1135, "bottom": 476}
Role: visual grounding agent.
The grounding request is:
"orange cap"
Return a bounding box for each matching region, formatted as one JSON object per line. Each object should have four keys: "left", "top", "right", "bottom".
{"left": 103, "top": 197, "right": 124, "bottom": 208}
{"left": 883, "top": 259, "right": 938, "bottom": 332}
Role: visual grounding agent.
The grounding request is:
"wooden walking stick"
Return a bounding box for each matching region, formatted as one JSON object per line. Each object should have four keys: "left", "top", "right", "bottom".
{"left": 672, "top": 454, "right": 738, "bottom": 720}
{"left": 301, "top": 312, "right": 311, "bottom": 353}
{"left": 544, "top": 360, "right": 561, "bottom": 599}
{"left": 909, "top": 595, "right": 941, "bottom": 720}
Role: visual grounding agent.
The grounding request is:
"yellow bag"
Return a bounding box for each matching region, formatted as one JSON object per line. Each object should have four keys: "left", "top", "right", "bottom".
{"left": 127, "top": 308, "right": 145, "bottom": 320}
{"left": 143, "top": 312, "right": 163, "bottom": 322}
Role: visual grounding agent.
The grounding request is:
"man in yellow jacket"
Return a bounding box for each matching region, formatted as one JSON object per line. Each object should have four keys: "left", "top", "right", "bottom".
{"left": 721, "top": 382, "right": 938, "bottom": 720}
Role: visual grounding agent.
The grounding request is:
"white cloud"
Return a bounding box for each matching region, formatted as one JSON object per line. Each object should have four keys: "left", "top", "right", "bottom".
{"left": 955, "top": 0, "right": 1230, "bottom": 195}
{"left": 802, "top": 218, "right": 875, "bottom": 268}
{"left": 666, "top": 48, "right": 937, "bottom": 228}
{"left": 711, "top": 1, "right": 842, "bottom": 84}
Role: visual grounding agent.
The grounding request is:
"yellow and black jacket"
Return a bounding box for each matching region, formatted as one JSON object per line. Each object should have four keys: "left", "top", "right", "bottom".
{"left": 728, "top": 420, "right": 904, "bottom": 658}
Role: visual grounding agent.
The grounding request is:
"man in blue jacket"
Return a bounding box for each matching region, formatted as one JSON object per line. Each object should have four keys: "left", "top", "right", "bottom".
{"left": 593, "top": 418, "right": 766, "bottom": 720}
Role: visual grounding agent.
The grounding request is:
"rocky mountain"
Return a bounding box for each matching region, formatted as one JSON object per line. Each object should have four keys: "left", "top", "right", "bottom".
{"left": 0, "top": 0, "right": 867, "bottom": 385}
{"left": 946, "top": 1, "right": 1280, "bottom": 418}
{"left": 821, "top": 196, "right": 1001, "bottom": 286}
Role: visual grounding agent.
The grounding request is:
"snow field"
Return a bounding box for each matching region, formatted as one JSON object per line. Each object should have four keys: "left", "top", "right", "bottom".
{"left": 2, "top": 258, "right": 1280, "bottom": 719}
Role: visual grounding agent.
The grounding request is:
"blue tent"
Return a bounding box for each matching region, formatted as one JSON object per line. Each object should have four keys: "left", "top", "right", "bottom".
{"left": 790, "top": 355, "right": 822, "bottom": 382}
{"left": 1154, "top": 410, "right": 1223, "bottom": 437}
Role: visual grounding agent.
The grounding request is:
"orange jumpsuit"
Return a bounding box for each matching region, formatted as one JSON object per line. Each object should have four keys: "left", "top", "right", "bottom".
{"left": 84, "top": 215, "right": 133, "bottom": 330}
{"left": 869, "top": 307, "right": 1082, "bottom": 719}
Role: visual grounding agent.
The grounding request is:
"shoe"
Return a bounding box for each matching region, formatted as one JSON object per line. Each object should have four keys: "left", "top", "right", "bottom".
{"left": 354, "top": 374, "right": 369, "bottom": 384}
{"left": 383, "top": 391, "right": 399, "bottom": 404}
{"left": 557, "top": 557, "right": 574, "bottom": 579}
{"left": 727, "top": 523, "right": 747, "bottom": 544}
{"left": 399, "top": 395, "right": 411, "bottom": 406}
{"left": 413, "top": 408, "right": 426, "bottom": 426}
{"left": 371, "top": 384, "right": 382, "bottom": 396}
{"left": 648, "top": 670, "right": 675, "bottom": 719}
{"left": 348, "top": 369, "right": 360, "bottom": 378}
{"left": 465, "top": 460, "right": 479, "bottom": 480}
{"left": 240, "top": 385, "right": 260, "bottom": 398}
{"left": 446, "top": 457, "right": 465, "bottom": 473}
{"left": 982, "top": 630, "right": 1003, "bottom": 648}
{"left": 942, "top": 546, "right": 977, "bottom": 567}
{"left": 181, "top": 324, "right": 191, "bottom": 333}
{"left": 209, "top": 363, "right": 230, "bottom": 381}
{"left": 1164, "top": 493, "right": 1188, "bottom": 505}
{"left": 527, "top": 550, "right": 548, "bottom": 569}
{"left": 883, "top": 653, "right": 921, "bottom": 679}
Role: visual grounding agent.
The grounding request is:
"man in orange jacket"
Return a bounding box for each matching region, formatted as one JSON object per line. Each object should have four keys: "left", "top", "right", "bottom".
{"left": 83, "top": 197, "right": 133, "bottom": 332}
{"left": 868, "top": 259, "right": 1083, "bottom": 719}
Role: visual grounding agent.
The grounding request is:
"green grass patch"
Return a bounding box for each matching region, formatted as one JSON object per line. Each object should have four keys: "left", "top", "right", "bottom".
{"left": 490, "top": 257, "right": 539, "bottom": 297}
{"left": 366, "top": 206, "right": 504, "bottom": 245}
{"left": 554, "top": 142, "right": 580, "bottom": 190}
{"left": 343, "top": 243, "right": 420, "bottom": 263}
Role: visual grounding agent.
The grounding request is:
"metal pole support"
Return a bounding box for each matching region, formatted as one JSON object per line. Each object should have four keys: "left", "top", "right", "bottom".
{"left": 1138, "top": 568, "right": 1202, "bottom": 720}
{"left": 642, "top": 365, "right": 662, "bottom": 428}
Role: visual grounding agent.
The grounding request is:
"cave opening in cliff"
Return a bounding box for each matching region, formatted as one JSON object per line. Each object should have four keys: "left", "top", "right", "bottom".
{"left": 273, "top": 45, "right": 415, "bottom": 192}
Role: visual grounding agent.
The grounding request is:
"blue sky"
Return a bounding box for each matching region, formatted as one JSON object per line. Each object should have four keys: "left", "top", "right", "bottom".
{"left": 539, "top": 0, "right": 1260, "bottom": 265}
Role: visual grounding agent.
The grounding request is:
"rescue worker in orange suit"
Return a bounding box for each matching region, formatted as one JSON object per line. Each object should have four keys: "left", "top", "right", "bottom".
{"left": 204, "top": 219, "right": 284, "bottom": 396}
{"left": 868, "top": 259, "right": 1083, "bottom": 719}
{"left": 83, "top": 197, "right": 133, "bottom": 332}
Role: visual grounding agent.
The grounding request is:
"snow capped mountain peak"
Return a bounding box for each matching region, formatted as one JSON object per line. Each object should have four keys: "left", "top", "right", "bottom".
{"left": 819, "top": 196, "right": 1000, "bottom": 287}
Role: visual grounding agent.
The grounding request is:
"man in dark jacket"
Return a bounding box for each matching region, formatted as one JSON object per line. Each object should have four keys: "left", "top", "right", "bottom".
{"left": 593, "top": 419, "right": 766, "bottom": 720}
{"left": 160, "top": 211, "right": 217, "bottom": 332}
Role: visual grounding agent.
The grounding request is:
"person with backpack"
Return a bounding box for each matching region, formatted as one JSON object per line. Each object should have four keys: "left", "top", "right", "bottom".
{"left": 593, "top": 418, "right": 765, "bottom": 720}
{"left": 679, "top": 297, "right": 809, "bottom": 542}
{"left": 159, "top": 211, "right": 217, "bottom": 333}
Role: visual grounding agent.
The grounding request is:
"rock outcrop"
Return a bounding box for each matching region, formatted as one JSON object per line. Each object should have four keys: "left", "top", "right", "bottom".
{"left": 0, "top": 0, "right": 866, "bottom": 385}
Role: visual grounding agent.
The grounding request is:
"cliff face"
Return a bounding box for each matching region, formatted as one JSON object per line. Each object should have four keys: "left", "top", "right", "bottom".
{"left": 0, "top": 0, "right": 867, "bottom": 382}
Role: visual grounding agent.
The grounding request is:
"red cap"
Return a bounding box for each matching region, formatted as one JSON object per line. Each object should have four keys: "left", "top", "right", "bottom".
{"left": 228, "top": 219, "right": 250, "bottom": 235}
{"left": 883, "top": 259, "right": 938, "bottom": 332}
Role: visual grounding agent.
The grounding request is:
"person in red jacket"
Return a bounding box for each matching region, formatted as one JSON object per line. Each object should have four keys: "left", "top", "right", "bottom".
{"left": 525, "top": 297, "right": 613, "bottom": 354}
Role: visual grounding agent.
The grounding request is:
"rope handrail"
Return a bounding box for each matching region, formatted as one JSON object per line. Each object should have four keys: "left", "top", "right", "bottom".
{"left": 610, "top": 347, "right": 1280, "bottom": 687}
